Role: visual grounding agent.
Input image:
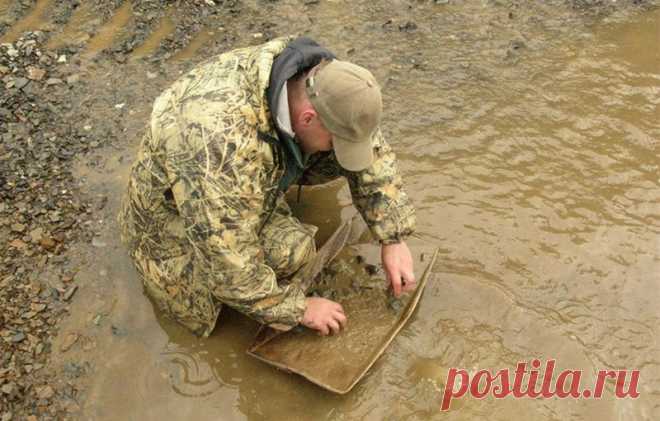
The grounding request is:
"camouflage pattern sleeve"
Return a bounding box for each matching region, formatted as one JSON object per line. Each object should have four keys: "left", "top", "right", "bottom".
{"left": 342, "top": 129, "right": 416, "bottom": 245}
{"left": 299, "top": 129, "right": 416, "bottom": 245}
{"left": 159, "top": 105, "right": 307, "bottom": 330}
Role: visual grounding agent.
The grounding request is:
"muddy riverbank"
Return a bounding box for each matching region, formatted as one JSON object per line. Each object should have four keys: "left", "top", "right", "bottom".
{"left": 1, "top": 1, "right": 659, "bottom": 420}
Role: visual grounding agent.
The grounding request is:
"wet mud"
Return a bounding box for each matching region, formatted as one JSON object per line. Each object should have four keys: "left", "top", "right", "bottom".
{"left": 1, "top": 0, "right": 659, "bottom": 420}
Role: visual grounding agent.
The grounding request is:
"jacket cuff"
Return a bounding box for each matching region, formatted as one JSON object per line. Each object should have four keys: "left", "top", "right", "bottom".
{"left": 265, "top": 286, "right": 307, "bottom": 330}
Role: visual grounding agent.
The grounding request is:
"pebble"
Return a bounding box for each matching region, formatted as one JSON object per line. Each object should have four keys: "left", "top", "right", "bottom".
{"left": 11, "top": 332, "right": 26, "bottom": 343}
{"left": 11, "top": 223, "right": 26, "bottom": 233}
{"left": 36, "top": 385, "right": 54, "bottom": 400}
{"left": 60, "top": 332, "right": 79, "bottom": 352}
{"left": 13, "top": 77, "right": 29, "bottom": 89}
{"left": 26, "top": 66, "right": 46, "bottom": 81}
{"left": 63, "top": 285, "right": 78, "bottom": 301}
{"left": 66, "top": 74, "right": 80, "bottom": 85}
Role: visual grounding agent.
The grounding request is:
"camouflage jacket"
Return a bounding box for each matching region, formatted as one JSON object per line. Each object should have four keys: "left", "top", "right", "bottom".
{"left": 118, "top": 37, "right": 415, "bottom": 336}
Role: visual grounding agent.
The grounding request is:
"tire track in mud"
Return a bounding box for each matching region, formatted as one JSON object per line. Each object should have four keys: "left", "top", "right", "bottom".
{"left": 82, "top": 1, "right": 135, "bottom": 58}
{"left": 45, "top": 2, "right": 100, "bottom": 50}
{"left": 129, "top": 4, "right": 177, "bottom": 60}
{"left": 0, "top": 0, "right": 53, "bottom": 44}
{"left": 1, "top": 0, "right": 223, "bottom": 63}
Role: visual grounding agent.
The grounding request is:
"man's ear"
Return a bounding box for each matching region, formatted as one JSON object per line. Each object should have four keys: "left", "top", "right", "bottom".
{"left": 301, "top": 109, "right": 315, "bottom": 126}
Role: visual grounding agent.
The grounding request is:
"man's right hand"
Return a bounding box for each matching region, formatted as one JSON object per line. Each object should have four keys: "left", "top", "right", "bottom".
{"left": 302, "top": 297, "right": 347, "bottom": 335}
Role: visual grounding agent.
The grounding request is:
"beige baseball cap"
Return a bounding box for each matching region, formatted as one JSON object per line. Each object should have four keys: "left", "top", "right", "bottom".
{"left": 305, "top": 60, "right": 382, "bottom": 171}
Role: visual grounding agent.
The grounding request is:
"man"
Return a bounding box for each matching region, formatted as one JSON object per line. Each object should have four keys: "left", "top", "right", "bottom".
{"left": 118, "top": 37, "right": 416, "bottom": 337}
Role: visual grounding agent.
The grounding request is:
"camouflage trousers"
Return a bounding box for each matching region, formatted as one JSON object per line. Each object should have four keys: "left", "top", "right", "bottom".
{"left": 129, "top": 199, "right": 317, "bottom": 336}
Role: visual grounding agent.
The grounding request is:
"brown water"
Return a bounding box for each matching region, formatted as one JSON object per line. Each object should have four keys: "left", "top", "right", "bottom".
{"left": 58, "top": 2, "right": 659, "bottom": 420}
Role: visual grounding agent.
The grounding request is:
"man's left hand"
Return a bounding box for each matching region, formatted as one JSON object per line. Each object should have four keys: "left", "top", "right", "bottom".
{"left": 381, "top": 241, "right": 416, "bottom": 298}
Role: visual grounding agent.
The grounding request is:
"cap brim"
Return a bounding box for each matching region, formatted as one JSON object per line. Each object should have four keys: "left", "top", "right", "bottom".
{"left": 333, "top": 133, "right": 375, "bottom": 172}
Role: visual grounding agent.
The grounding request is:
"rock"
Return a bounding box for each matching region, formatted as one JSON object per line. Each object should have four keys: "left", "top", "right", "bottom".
{"left": 9, "top": 239, "right": 27, "bottom": 249}
{"left": 57, "top": 55, "right": 67, "bottom": 63}
{"left": 14, "top": 77, "right": 30, "bottom": 89}
{"left": 62, "top": 285, "right": 77, "bottom": 301}
{"left": 11, "top": 332, "right": 25, "bottom": 343}
{"left": 399, "top": 21, "right": 417, "bottom": 32}
{"left": 40, "top": 237, "right": 56, "bottom": 251}
{"left": 63, "top": 362, "right": 84, "bottom": 378}
{"left": 1, "top": 383, "right": 14, "bottom": 394}
{"left": 66, "top": 74, "right": 80, "bottom": 85}
{"left": 1, "top": 412, "right": 12, "bottom": 421}
{"left": 11, "top": 223, "right": 26, "bottom": 233}
{"left": 29, "top": 228, "right": 44, "bottom": 243}
{"left": 36, "top": 385, "right": 54, "bottom": 400}
{"left": 46, "top": 78, "right": 63, "bottom": 85}
{"left": 60, "top": 332, "right": 79, "bottom": 352}
{"left": 26, "top": 67, "right": 46, "bottom": 81}
{"left": 31, "top": 303, "right": 47, "bottom": 313}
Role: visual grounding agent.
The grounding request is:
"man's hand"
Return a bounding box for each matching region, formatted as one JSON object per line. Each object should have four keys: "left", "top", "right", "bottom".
{"left": 302, "top": 297, "right": 347, "bottom": 335}
{"left": 382, "top": 241, "right": 416, "bottom": 298}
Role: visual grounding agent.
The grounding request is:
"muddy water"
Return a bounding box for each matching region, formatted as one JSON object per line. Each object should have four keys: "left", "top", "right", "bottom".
{"left": 65, "top": 3, "right": 658, "bottom": 421}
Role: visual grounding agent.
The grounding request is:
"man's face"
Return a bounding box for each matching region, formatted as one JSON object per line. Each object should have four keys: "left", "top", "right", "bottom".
{"left": 294, "top": 110, "right": 334, "bottom": 155}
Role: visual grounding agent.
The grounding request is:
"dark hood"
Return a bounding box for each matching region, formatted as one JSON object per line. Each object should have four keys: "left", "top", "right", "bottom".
{"left": 266, "top": 37, "right": 335, "bottom": 192}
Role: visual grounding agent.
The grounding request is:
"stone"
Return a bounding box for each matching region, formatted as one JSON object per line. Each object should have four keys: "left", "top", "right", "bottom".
{"left": 29, "top": 228, "right": 44, "bottom": 243}
{"left": 46, "top": 78, "right": 63, "bottom": 85}
{"left": 40, "top": 237, "right": 56, "bottom": 251}
{"left": 26, "top": 67, "right": 46, "bottom": 81}
{"left": 11, "top": 332, "right": 25, "bottom": 343}
{"left": 9, "top": 239, "right": 27, "bottom": 249}
{"left": 62, "top": 285, "right": 77, "bottom": 301}
{"left": 66, "top": 74, "right": 79, "bottom": 85}
{"left": 36, "top": 385, "right": 54, "bottom": 400}
{"left": 60, "top": 332, "right": 79, "bottom": 352}
{"left": 11, "top": 223, "right": 26, "bottom": 233}
{"left": 31, "top": 303, "right": 47, "bottom": 313}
